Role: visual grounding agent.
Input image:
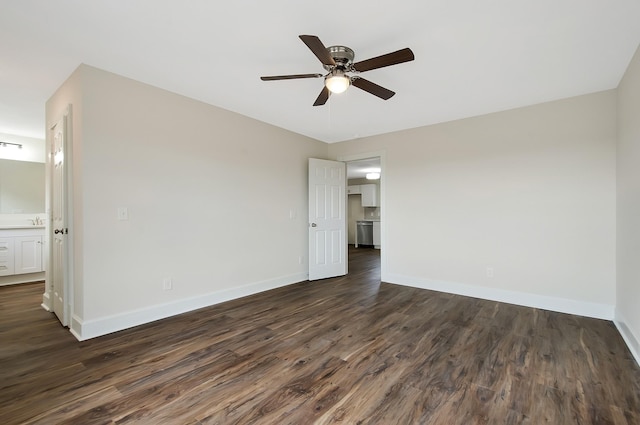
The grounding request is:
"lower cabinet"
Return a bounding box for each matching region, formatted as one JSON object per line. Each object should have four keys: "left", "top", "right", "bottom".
{"left": 373, "top": 221, "right": 381, "bottom": 249}
{"left": 0, "top": 229, "right": 44, "bottom": 277}
{"left": 0, "top": 238, "right": 15, "bottom": 276}
{"left": 15, "top": 236, "right": 43, "bottom": 274}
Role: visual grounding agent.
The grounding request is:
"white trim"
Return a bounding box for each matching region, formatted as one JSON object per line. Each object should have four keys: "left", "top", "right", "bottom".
{"left": 385, "top": 273, "right": 615, "bottom": 320}
{"left": 41, "top": 289, "right": 52, "bottom": 311}
{"left": 0, "top": 272, "right": 45, "bottom": 286}
{"left": 614, "top": 311, "right": 640, "bottom": 367}
{"left": 69, "top": 272, "right": 308, "bottom": 341}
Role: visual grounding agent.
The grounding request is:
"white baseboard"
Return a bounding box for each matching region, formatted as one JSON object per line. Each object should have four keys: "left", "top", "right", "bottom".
{"left": 41, "top": 290, "right": 52, "bottom": 311}
{"left": 384, "top": 273, "right": 615, "bottom": 320}
{"left": 70, "top": 272, "right": 307, "bottom": 341}
{"left": 0, "top": 272, "right": 45, "bottom": 286}
{"left": 614, "top": 312, "right": 640, "bottom": 367}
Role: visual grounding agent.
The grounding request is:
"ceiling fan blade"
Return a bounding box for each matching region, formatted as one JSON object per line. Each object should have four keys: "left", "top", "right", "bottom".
{"left": 260, "top": 73, "right": 323, "bottom": 81}
{"left": 351, "top": 77, "right": 395, "bottom": 100}
{"left": 299, "top": 35, "right": 336, "bottom": 67}
{"left": 313, "top": 86, "right": 330, "bottom": 106}
{"left": 352, "top": 48, "right": 415, "bottom": 73}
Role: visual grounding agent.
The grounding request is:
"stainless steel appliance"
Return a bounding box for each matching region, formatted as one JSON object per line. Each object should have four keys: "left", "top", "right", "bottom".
{"left": 356, "top": 220, "right": 373, "bottom": 247}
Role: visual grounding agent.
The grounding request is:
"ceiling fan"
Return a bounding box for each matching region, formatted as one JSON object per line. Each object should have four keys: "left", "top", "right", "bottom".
{"left": 260, "top": 35, "right": 415, "bottom": 106}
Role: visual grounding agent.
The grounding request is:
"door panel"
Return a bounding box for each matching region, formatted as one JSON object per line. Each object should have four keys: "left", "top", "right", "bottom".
{"left": 14, "top": 236, "right": 43, "bottom": 274}
{"left": 51, "top": 116, "right": 68, "bottom": 326}
{"left": 308, "top": 158, "right": 346, "bottom": 280}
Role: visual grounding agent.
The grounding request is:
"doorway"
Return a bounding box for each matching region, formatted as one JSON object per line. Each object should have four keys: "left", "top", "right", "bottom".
{"left": 343, "top": 154, "right": 383, "bottom": 276}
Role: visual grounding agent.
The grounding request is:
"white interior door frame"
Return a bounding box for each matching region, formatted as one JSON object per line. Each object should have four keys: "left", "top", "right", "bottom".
{"left": 338, "top": 150, "right": 387, "bottom": 280}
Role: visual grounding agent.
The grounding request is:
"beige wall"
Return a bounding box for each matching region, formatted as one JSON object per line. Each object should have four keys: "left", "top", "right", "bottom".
{"left": 46, "top": 68, "right": 84, "bottom": 319}
{"left": 347, "top": 195, "right": 364, "bottom": 244}
{"left": 44, "top": 60, "right": 636, "bottom": 355}
{"left": 47, "top": 65, "right": 327, "bottom": 339}
{"left": 330, "top": 90, "right": 617, "bottom": 318}
{"left": 616, "top": 45, "right": 640, "bottom": 362}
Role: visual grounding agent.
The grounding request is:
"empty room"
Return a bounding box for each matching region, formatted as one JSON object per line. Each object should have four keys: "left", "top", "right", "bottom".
{"left": 1, "top": 1, "right": 639, "bottom": 424}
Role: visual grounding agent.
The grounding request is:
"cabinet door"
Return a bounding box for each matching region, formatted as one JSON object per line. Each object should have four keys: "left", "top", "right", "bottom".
{"left": 14, "top": 236, "right": 43, "bottom": 275}
{"left": 373, "top": 221, "right": 381, "bottom": 248}
{"left": 360, "top": 184, "right": 378, "bottom": 207}
{"left": 347, "top": 185, "right": 361, "bottom": 195}
{"left": 0, "top": 238, "right": 15, "bottom": 276}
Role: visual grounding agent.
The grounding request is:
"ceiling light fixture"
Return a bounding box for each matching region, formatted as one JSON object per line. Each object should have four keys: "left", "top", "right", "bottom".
{"left": 325, "top": 69, "right": 350, "bottom": 94}
{"left": 0, "top": 142, "right": 22, "bottom": 149}
{"left": 366, "top": 172, "right": 380, "bottom": 180}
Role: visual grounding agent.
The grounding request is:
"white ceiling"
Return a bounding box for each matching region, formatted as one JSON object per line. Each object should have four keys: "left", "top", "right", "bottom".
{"left": 347, "top": 158, "right": 382, "bottom": 180}
{"left": 1, "top": 1, "right": 639, "bottom": 143}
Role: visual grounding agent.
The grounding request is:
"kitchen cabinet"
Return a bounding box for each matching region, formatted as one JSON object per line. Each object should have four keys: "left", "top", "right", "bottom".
{"left": 373, "top": 221, "right": 381, "bottom": 249}
{"left": 360, "top": 184, "right": 378, "bottom": 207}
{"left": 347, "top": 185, "right": 361, "bottom": 195}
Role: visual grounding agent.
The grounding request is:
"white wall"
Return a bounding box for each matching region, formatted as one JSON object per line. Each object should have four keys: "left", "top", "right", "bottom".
{"left": 46, "top": 65, "right": 327, "bottom": 339}
{"left": 616, "top": 45, "right": 640, "bottom": 364}
{"left": 0, "top": 132, "right": 46, "bottom": 215}
{"left": 330, "top": 91, "right": 617, "bottom": 318}
{"left": 0, "top": 132, "right": 45, "bottom": 163}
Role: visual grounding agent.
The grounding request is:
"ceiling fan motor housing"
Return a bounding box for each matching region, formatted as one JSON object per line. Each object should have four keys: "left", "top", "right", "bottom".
{"left": 324, "top": 46, "right": 355, "bottom": 71}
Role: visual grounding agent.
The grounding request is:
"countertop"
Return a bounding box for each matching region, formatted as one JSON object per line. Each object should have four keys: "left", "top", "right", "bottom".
{"left": 0, "top": 225, "right": 46, "bottom": 229}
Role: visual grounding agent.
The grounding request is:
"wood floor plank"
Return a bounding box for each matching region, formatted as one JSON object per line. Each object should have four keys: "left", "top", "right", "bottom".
{"left": 1, "top": 246, "right": 639, "bottom": 424}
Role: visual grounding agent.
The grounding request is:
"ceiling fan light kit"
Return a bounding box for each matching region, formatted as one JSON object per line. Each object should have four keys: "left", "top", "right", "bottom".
{"left": 260, "top": 35, "right": 414, "bottom": 106}
{"left": 325, "top": 69, "right": 350, "bottom": 94}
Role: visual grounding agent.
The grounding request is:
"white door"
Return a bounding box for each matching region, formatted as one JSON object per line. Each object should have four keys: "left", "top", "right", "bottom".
{"left": 51, "top": 117, "right": 69, "bottom": 326}
{"left": 308, "top": 158, "right": 347, "bottom": 280}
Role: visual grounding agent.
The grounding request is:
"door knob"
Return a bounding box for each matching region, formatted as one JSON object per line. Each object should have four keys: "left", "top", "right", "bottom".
{"left": 54, "top": 229, "right": 61, "bottom": 234}
{"left": 310, "top": 223, "right": 317, "bottom": 227}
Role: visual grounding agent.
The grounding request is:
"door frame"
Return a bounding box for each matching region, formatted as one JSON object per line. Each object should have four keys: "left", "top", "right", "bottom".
{"left": 338, "top": 150, "right": 386, "bottom": 280}
{"left": 42, "top": 105, "right": 73, "bottom": 328}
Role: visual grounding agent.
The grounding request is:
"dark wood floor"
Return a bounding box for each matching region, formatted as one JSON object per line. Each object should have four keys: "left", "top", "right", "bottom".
{"left": 1, "top": 247, "right": 639, "bottom": 424}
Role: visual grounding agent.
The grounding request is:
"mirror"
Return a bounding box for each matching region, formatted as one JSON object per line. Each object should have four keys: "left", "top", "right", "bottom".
{"left": 0, "top": 158, "right": 45, "bottom": 213}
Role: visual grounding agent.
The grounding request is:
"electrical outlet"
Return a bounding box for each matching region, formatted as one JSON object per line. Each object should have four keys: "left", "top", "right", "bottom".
{"left": 163, "top": 277, "right": 173, "bottom": 291}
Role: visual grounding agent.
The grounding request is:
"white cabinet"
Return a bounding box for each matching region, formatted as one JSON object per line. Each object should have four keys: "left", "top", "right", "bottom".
{"left": 373, "top": 221, "right": 381, "bottom": 249}
{"left": 15, "top": 236, "right": 43, "bottom": 274}
{"left": 0, "top": 228, "right": 44, "bottom": 277}
{"left": 348, "top": 183, "right": 379, "bottom": 206}
{"left": 347, "top": 185, "right": 361, "bottom": 195}
{"left": 360, "top": 184, "right": 379, "bottom": 207}
{"left": 0, "top": 238, "right": 15, "bottom": 276}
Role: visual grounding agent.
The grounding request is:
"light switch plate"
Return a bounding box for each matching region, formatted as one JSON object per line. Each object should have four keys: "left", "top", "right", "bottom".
{"left": 117, "top": 207, "right": 128, "bottom": 220}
